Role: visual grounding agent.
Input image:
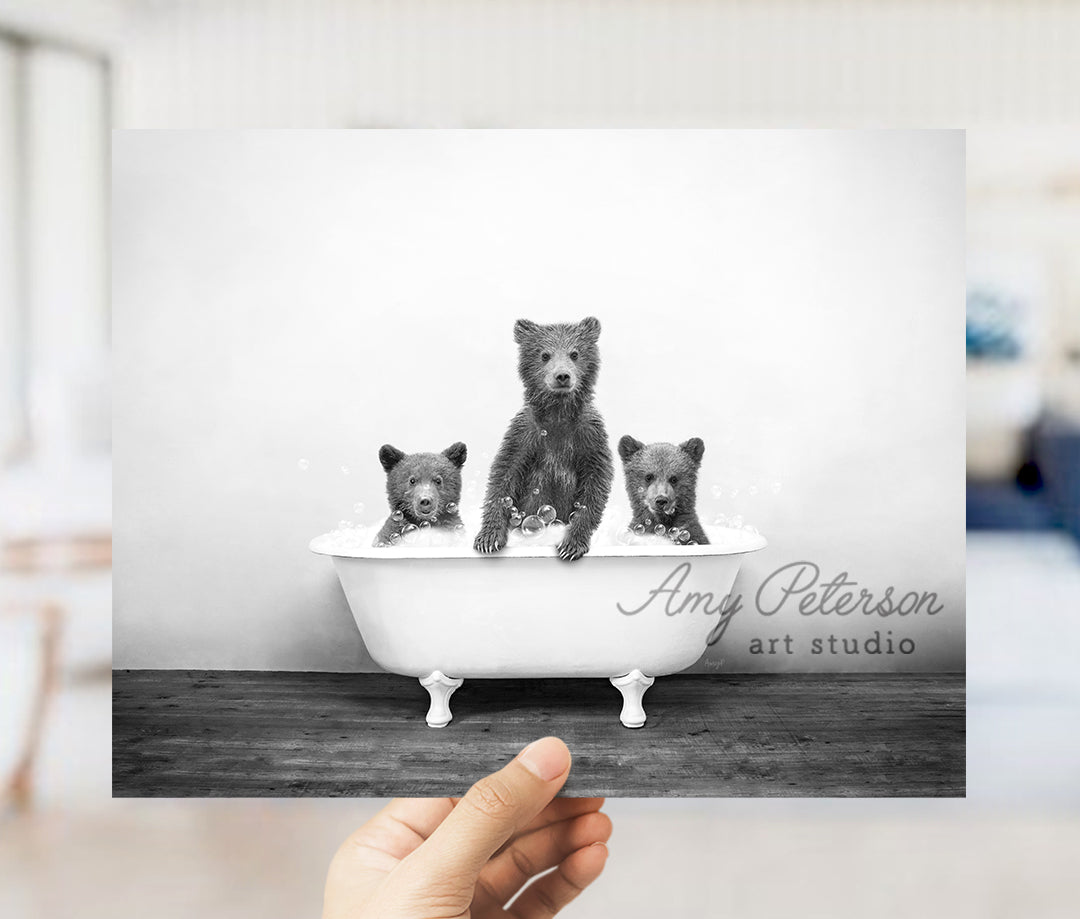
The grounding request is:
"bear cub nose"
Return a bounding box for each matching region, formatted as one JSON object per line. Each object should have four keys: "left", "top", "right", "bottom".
{"left": 654, "top": 495, "right": 669, "bottom": 508}
{"left": 418, "top": 497, "right": 433, "bottom": 510}
{"left": 555, "top": 372, "right": 571, "bottom": 386}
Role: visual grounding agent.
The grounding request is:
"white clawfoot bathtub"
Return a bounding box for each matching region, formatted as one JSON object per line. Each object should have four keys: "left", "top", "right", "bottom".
{"left": 311, "top": 526, "right": 765, "bottom": 727}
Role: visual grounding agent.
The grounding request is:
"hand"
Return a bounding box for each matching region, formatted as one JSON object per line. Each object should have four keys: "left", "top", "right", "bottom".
{"left": 323, "top": 737, "right": 611, "bottom": 919}
{"left": 474, "top": 522, "right": 509, "bottom": 554}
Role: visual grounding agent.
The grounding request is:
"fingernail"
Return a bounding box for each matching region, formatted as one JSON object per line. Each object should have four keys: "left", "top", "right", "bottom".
{"left": 517, "top": 737, "right": 569, "bottom": 781}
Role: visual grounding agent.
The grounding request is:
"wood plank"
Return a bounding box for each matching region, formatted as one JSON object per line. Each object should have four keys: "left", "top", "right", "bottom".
{"left": 113, "top": 671, "right": 965, "bottom": 798}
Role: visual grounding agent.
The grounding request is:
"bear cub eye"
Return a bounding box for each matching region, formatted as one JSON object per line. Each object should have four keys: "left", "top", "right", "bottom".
{"left": 433, "top": 476, "right": 443, "bottom": 486}
{"left": 541, "top": 351, "right": 551, "bottom": 362}
{"left": 569, "top": 350, "right": 579, "bottom": 361}
{"left": 669, "top": 476, "right": 678, "bottom": 485}
{"left": 644, "top": 473, "right": 655, "bottom": 484}
{"left": 408, "top": 476, "right": 417, "bottom": 486}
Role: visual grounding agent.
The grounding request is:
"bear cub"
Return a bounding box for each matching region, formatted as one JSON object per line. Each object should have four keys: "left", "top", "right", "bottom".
{"left": 374, "top": 442, "right": 467, "bottom": 546}
{"left": 618, "top": 435, "right": 709, "bottom": 545}
{"left": 474, "top": 316, "right": 613, "bottom": 561}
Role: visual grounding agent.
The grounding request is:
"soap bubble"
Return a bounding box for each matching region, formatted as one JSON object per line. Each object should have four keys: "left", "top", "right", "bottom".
{"left": 668, "top": 527, "right": 682, "bottom": 542}
{"left": 729, "top": 514, "right": 743, "bottom": 528}
{"left": 501, "top": 496, "right": 514, "bottom": 508}
{"left": 553, "top": 519, "right": 566, "bottom": 527}
{"left": 298, "top": 459, "right": 309, "bottom": 471}
{"left": 616, "top": 527, "right": 635, "bottom": 545}
{"left": 568, "top": 511, "right": 578, "bottom": 523}
{"left": 389, "top": 531, "right": 401, "bottom": 544}
{"left": 340, "top": 466, "right": 350, "bottom": 476}
{"left": 538, "top": 504, "right": 557, "bottom": 525}
{"left": 401, "top": 523, "right": 419, "bottom": 543}
{"left": 644, "top": 518, "right": 652, "bottom": 527}
{"left": 509, "top": 512, "right": 524, "bottom": 528}
{"left": 749, "top": 485, "right": 758, "bottom": 496}
{"left": 678, "top": 529, "right": 691, "bottom": 543}
{"left": 521, "top": 515, "right": 544, "bottom": 537}
{"left": 713, "top": 514, "right": 727, "bottom": 526}
{"left": 654, "top": 524, "right": 666, "bottom": 536}
{"left": 633, "top": 524, "right": 646, "bottom": 535}
{"left": 540, "top": 429, "right": 548, "bottom": 437}
{"left": 419, "top": 520, "right": 431, "bottom": 529}
{"left": 446, "top": 502, "right": 458, "bottom": 514}
{"left": 391, "top": 510, "right": 404, "bottom": 522}
{"left": 532, "top": 488, "right": 540, "bottom": 496}
{"left": 353, "top": 502, "right": 365, "bottom": 515}
{"left": 637, "top": 486, "right": 645, "bottom": 494}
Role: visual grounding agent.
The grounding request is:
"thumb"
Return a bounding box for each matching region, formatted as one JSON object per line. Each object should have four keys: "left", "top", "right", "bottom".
{"left": 401, "top": 737, "right": 571, "bottom": 885}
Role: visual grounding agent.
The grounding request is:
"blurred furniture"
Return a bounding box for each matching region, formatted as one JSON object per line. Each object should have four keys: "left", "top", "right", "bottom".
{"left": 1, "top": 533, "right": 111, "bottom": 811}
{"left": 1035, "top": 414, "right": 1080, "bottom": 542}
{"left": 967, "top": 414, "right": 1080, "bottom": 542}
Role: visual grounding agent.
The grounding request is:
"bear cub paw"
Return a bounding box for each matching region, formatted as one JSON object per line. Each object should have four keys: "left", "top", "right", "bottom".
{"left": 556, "top": 530, "right": 591, "bottom": 562}
{"left": 473, "top": 524, "right": 508, "bottom": 555}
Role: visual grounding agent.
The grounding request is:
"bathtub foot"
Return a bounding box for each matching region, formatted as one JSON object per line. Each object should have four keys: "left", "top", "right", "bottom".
{"left": 610, "top": 670, "right": 655, "bottom": 728}
{"left": 420, "top": 671, "right": 464, "bottom": 728}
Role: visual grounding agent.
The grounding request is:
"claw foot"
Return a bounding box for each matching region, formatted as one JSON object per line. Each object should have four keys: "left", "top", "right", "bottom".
{"left": 610, "top": 669, "right": 655, "bottom": 728}
{"left": 420, "top": 671, "right": 464, "bottom": 727}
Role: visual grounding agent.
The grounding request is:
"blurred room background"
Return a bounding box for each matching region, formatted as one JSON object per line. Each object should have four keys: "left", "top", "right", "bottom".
{"left": 2, "top": 1, "right": 1079, "bottom": 917}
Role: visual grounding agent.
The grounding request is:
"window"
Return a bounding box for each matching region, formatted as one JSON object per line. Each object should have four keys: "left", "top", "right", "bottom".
{"left": 0, "top": 27, "right": 110, "bottom": 464}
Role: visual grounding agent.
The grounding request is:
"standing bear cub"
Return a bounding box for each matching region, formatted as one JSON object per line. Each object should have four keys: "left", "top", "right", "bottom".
{"left": 374, "top": 442, "right": 467, "bottom": 546}
{"left": 474, "top": 317, "right": 613, "bottom": 561}
{"left": 618, "top": 435, "right": 709, "bottom": 545}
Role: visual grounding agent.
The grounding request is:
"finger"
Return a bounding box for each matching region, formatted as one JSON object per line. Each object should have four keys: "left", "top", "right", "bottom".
{"left": 496, "top": 797, "right": 605, "bottom": 853}
{"left": 447, "top": 795, "right": 605, "bottom": 854}
{"left": 342, "top": 798, "right": 456, "bottom": 862}
{"left": 400, "top": 737, "right": 571, "bottom": 884}
{"left": 510, "top": 842, "right": 609, "bottom": 919}
{"left": 478, "top": 810, "right": 612, "bottom": 906}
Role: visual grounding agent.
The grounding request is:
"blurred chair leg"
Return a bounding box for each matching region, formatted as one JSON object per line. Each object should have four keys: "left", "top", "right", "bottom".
{"left": 4, "top": 603, "right": 63, "bottom": 812}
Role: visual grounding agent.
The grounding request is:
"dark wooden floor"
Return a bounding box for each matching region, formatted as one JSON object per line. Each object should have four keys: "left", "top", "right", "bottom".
{"left": 112, "top": 670, "right": 964, "bottom": 798}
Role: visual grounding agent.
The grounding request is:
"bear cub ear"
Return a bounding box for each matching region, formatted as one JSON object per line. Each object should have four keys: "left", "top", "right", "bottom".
{"left": 577, "top": 316, "right": 601, "bottom": 340}
{"left": 618, "top": 434, "right": 645, "bottom": 463}
{"left": 442, "top": 442, "right": 468, "bottom": 468}
{"left": 679, "top": 437, "right": 706, "bottom": 464}
{"left": 379, "top": 444, "right": 407, "bottom": 472}
{"left": 513, "top": 319, "right": 541, "bottom": 344}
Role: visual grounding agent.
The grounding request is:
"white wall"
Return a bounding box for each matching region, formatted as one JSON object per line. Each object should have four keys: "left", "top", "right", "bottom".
{"left": 113, "top": 130, "right": 965, "bottom": 672}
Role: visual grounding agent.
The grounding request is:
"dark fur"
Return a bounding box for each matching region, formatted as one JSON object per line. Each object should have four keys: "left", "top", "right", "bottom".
{"left": 474, "top": 317, "right": 613, "bottom": 561}
{"left": 374, "top": 442, "right": 467, "bottom": 546}
{"left": 618, "top": 435, "right": 709, "bottom": 545}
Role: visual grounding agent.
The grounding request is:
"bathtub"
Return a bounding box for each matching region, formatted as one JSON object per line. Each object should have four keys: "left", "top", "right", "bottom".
{"left": 311, "top": 526, "right": 766, "bottom": 728}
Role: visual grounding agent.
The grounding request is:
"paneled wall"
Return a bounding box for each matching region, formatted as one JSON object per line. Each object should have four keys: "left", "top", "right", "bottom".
{"left": 115, "top": 0, "right": 1080, "bottom": 128}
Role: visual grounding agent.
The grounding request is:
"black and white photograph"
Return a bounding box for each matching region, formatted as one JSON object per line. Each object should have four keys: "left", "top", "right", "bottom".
{"left": 7, "top": 3, "right": 1080, "bottom": 918}
{"left": 111, "top": 129, "right": 965, "bottom": 797}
